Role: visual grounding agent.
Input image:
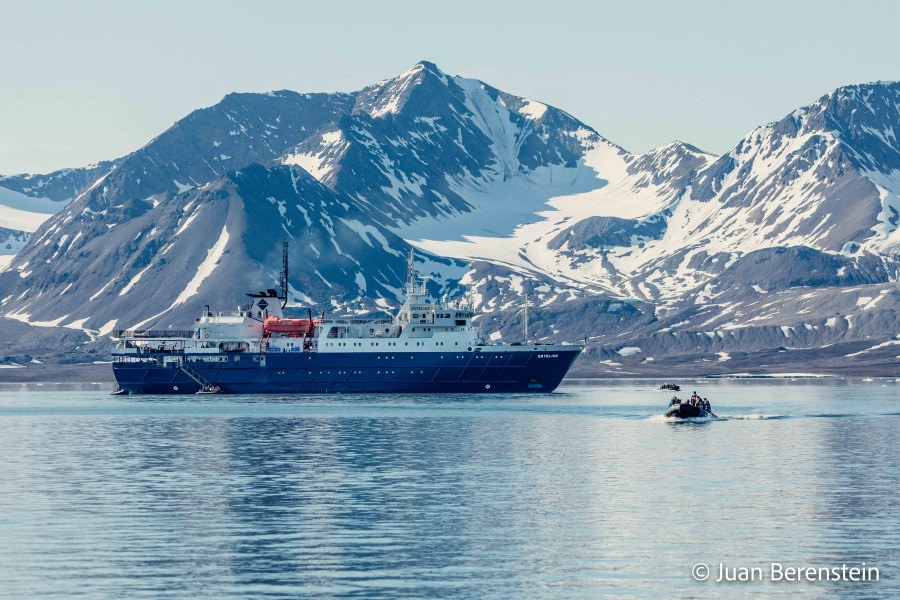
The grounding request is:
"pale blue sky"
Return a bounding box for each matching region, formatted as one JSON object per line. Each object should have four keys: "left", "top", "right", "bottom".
{"left": 1, "top": 0, "right": 897, "bottom": 174}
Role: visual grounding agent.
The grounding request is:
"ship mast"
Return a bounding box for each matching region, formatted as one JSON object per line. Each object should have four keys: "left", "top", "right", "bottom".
{"left": 280, "top": 241, "right": 289, "bottom": 309}
{"left": 523, "top": 291, "right": 529, "bottom": 344}
{"left": 406, "top": 248, "right": 416, "bottom": 296}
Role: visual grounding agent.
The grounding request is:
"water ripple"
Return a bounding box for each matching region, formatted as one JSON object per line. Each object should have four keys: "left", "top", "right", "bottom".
{"left": 0, "top": 383, "right": 897, "bottom": 598}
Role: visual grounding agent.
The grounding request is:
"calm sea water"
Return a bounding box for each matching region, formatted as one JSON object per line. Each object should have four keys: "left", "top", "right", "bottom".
{"left": 0, "top": 379, "right": 897, "bottom": 598}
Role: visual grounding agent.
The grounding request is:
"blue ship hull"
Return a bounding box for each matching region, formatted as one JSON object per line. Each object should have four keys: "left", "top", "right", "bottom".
{"left": 113, "top": 347, "right": 582, "bottom": 395}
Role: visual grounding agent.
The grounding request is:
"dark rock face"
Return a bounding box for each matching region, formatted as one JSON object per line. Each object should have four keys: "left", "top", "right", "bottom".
{"left": 0, "top": 65, "right": 898, "bottom": 374}
{"left": 710, "top": 247, "right": 892, "bottom": 293}
{"left": 811, "top": 83, "right": 900, "bottom": 173}
{"left": 549, "top": 214, "right": 669, "bottom": 252}
{"left": 0, "top": 317, "right": 92, "bottom": 366}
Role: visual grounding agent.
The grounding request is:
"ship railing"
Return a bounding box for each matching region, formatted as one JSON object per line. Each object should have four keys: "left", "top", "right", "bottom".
{"left": 114, "top": 329, "right": 196, "bottom": 339}
{"left": 320, "top": 318, "right": 394, "bottom": 326}
{"left": 119, "top": 346, "right": 187, "bottom": 354}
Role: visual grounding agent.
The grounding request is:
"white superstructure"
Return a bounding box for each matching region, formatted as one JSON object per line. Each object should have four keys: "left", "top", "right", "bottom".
{"left": 113, "top": 250, "right": 486, "bottom": 357}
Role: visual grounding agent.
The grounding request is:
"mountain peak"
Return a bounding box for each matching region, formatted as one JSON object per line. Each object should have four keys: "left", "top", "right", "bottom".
{"left": 626, "top": 140, "right": 714, "bottom": 186}
{"left": 808, "top": 80, "right": 899, "bottom": 121}
{"left": 826, "top": 80, "right": 900, "bottom": 99}
{"left": 354, "top": 61, "right": 452, "bottom": 119}
{"left": 786, "top": 80, "right": 900, "bottom": 173}
{"left": 652, "top": 140, "right": 710, "bottom": 156}
{"left": 413, "top": 60, "right": 443, "bottom": 74}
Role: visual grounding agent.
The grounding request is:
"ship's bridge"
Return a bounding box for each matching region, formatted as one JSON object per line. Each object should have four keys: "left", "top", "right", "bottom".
{"left": 383, "top": 271, "right": 478, "bottom": 343}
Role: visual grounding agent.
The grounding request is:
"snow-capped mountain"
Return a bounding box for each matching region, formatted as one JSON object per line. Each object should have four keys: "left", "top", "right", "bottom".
{"left": 431, "top": 83, "right": 900, "bottom": 305}
{"left": 1, "top": 163, "right": 463, "bottom": 341}
{"left": 0, "top": 161, "right": 117, "bottom": 270}
{"left": 1, "top": 61, "right": 615, "bottom": 338}
{"left": 0, "top": 160, "right": 117, "bottom": 202}
{"left": 283, "top": 61, "right": 618, "bottom": 229}
{"left": 0, "top": 64, "right": 897, "bottom": 374}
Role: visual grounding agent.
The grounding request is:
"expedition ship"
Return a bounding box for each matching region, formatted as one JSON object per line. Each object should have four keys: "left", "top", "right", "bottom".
{"left": 112, "top": 246, "right": 583, "bottom": 394}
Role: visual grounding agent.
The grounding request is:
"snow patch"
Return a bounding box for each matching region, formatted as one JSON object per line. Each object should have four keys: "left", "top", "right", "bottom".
{"left": 169, "top": 226, "right": 230, "bottom": 308}
{"left": 283, "top": 130, "right": 346, "bottom": 181}
{"left": 119, "top": 263, "right": 153, "bottom": 296}
{"left": 175, "top": 209, "right": 200, "bottom": 236}
{"left": 518, "top": 99, "right": 548, "bottom": 120}
{"left": 98, "top": 319, "right": 118, "bottom": 337}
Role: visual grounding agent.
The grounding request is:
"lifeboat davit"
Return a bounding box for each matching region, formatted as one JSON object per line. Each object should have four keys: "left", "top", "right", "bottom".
{"left": 264, "top": 316, "right": 313, "bottom": 336}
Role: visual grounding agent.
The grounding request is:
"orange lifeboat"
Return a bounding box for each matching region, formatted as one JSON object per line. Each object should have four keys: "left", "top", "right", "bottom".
{"left": 264, "top": 316, "right": 312, "bottom": 336}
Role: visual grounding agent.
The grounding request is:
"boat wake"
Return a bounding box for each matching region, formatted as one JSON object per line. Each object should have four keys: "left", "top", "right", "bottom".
{"left": 718, "top": 414, "right": 787, "bottom": 421}
{"left": 647, "top": 413, "right": 785, "bottom": 422}
{"left": 650, "top": 411, "right": 898, "bottom": 422}
{"left": 646, "top": 414, "right": 719, "bottom": 423}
